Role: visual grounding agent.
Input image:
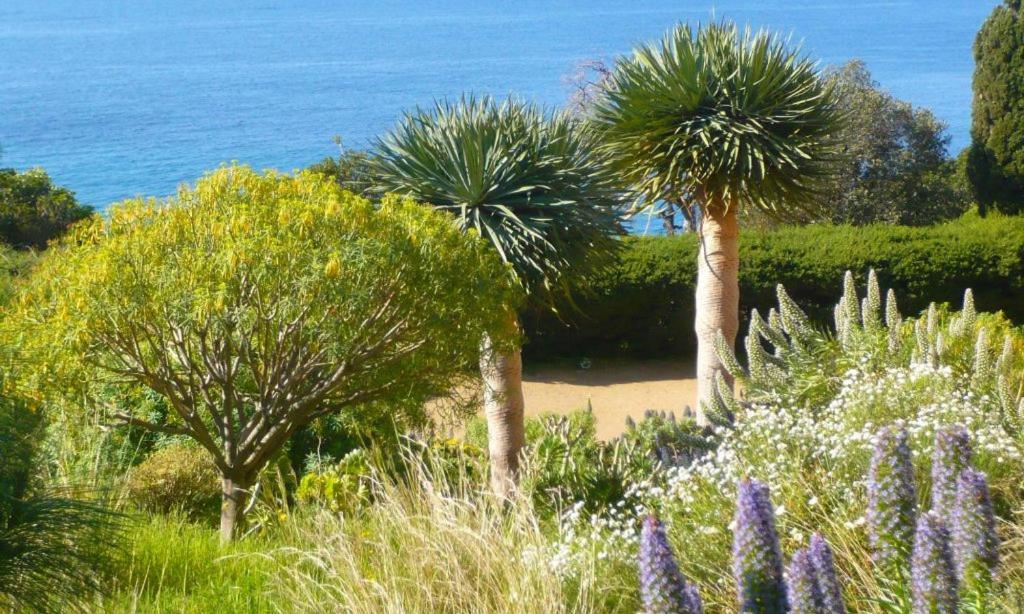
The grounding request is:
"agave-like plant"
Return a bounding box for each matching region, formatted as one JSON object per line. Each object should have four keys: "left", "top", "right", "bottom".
{"left": 591, "top": 21, "right": 841, "bottom": 418}
{"left": 373, "top": 97, "right": 623, "bottom": 495}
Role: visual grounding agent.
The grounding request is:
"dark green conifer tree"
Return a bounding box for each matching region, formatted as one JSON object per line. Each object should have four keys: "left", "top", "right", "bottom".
{"left": 967, "top": 0, "right": 1024, "bottom": 214}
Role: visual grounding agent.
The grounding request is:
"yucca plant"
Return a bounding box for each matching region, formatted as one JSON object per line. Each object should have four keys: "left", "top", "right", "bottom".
{"left": 591, "top": 22, "right": 841, "bottom": 417}
{"left": 373, "top": 97, "right": 623, "bottom": 495}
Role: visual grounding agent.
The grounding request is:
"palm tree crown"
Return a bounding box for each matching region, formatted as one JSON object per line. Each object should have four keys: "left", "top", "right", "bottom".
{"left": 372, "top": 96, "right": 623, "bottom": 301}
{"left": 591, "top": 22, "right": 842, "bottom": 218}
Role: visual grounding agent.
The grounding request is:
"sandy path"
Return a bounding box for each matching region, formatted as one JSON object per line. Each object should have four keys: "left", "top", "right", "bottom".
{"left": 521, "top": 360, "right": 697, "bottom": 440}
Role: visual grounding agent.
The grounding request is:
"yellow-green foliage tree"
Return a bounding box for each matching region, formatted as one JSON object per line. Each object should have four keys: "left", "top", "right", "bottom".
{"left": 11, "top": 166, "right": 515, "bottom": 540}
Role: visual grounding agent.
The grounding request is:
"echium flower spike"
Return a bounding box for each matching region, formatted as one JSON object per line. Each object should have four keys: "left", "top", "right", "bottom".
{"left": 786, "top": 548, "right": 824, "bottom": 614}
{"left": 776, "top": 284, "right": 812, "bottom": 342}
{"left": 834, "top": 304, "right": 848, "bottom": 347}
{"left": 745, "top": 327, "right": 771, "bottom": 383}
{"left": 911, "top": 512, "right": 958, "bottom": 613}
{"left": 867, "top": 426, "right": 917, "bottom": 578}
{"left": 639, "top": 515, "right": 702, "bottom": 614}
{"left": 885, "top": 288, "right": 901, "bottom": 330}
{"left": 972, "top": 327, "right": 992, "bottom": 388}
{"left": 682, "top": 585, "right": 703, "bottom": 614}
{"left": 914, "top": 318, "right": 928, "bottom": 362}
{"left": 752, "top": 308, "right": 788, "bottom": 352}
{"left": 842, "top": 271, "right": 859, "bottom": 330}
{"left": 715, "top": 330, "right": 746, "bottom": 380}
{"left": 996, "top": 334, "right": 1013, "bottom": 375}
{"left": 863, "top": 269, "right": 881, "bottom": 332}
{"left": 808, "top": 533, "right": 845, "bottom": 613}
{"left": 930, "top": 424, "right": 972, "bottom": 519}
{"left": 960, "top": 288, "right": 976, "bottom": 335}
{"left": 732, "top": 479, "right": 787, "bottom": 612}
{"left": 767, "top": 308, "right": 785, "bottom": 340}
{"left": 952, "top": 469, "right": 999, "bottom": 597}
{"left": 926, "top": 303, "right": 938, "bottom": 341}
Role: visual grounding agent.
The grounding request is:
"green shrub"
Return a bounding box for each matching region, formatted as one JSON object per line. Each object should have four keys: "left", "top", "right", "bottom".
{"left": 127, "top": 443, "right": 220, "bottom": 521}
{"left": 523, "top": 212, "right": 1024, "bottom": 359}
{"left": 295, "top": 449, "right": 372, "bottom": 514}
{"left": 0, "top": 167, "right": 93, "bottom": 249}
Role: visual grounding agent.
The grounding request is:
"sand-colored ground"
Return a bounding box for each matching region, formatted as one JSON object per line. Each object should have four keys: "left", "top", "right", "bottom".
{"left": 521, "top": 360, "right": 697, "bottom": 440}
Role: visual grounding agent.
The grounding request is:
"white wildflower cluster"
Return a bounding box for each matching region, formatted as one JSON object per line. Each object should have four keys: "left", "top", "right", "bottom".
{"left": 534, "top": 275, "right": 1024, "bottom": 575}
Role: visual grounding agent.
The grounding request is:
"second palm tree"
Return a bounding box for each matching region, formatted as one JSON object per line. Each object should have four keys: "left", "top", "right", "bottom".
{"left": 373, "top": 97, "right": 622, "bottom": 496}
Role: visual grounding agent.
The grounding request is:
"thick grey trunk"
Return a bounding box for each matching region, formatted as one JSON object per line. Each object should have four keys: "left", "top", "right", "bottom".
{"left": 219, "top": 476, "right": 251, "bottom": 542}
{"left": 694, "top": 202, "right": 739, "bottom": 423}
{"left": 479, "top": 322, "right": 525, "bottom": 499}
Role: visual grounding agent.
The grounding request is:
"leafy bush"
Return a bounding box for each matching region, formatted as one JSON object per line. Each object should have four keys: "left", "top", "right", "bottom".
{"left": 295, "top": 449, "right": 372, "bottom": 515}
{"left": 524, "top": 213, "right": 1024, "bottom": 359}
{"left": 127, "top": 443, "right": 221, "bottom": 521}
{"left": 0, "top": 167, "right": 93, "bottom": 249}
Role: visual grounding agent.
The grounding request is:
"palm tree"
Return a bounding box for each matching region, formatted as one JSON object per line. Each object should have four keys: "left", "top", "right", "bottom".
{"left": 372, "top": 97, "right": 622, "bottom": 496}
{"left": 591, "top": 22, "right": 841, "bottom": 420}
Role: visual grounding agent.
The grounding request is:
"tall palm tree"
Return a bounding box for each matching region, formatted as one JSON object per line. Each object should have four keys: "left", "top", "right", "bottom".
{"left": 373, "top": 97, "right": 622, "bottom": 497}
{"left": 591, "top": 22, "right": 841, "bottom": 420}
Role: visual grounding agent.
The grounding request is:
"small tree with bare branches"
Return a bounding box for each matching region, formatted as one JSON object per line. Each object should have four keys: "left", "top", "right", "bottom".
{"left": 13, "top": 166, "right": 515, "bottom": 539}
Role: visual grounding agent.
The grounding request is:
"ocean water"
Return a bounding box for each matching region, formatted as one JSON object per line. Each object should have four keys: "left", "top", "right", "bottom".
{"left": 0, "top": 1, "right": 999, "bottom": 211}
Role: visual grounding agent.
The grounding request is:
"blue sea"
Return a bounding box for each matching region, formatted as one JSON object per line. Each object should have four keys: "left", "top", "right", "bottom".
{"left": 0, "top": 1, "right": 1000, "bottom": 213}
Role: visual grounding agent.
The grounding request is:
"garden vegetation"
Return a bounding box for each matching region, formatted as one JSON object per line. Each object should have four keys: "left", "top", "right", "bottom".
{"left": 3, "top": 14, "right": 1024, "bottom": 614}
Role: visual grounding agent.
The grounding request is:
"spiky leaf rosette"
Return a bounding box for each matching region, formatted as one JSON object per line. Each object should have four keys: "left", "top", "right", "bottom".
{"left": 867, "top": 426, "right": 917, "bottom": 579}
{"left": 930, "top": 424, "right": 972, "bottom": 519}
{"left": 952, "top": 469, "right": 999, "bottom": 597}
{"left": 0, "top": 493, "right": 122, "bottom": 612}
{"left": 373, "top": 96, "right": 624, "bottom": 305}
{"left": 639, "top": 515, "right": 702, "bottom": 614}
{"left": 591, "top": 21, "right": 841, "bottom": 218}
{"left": 732, "top": 479, "right": 787, "bottom": 612}
{"left": 910, "top": 512, "right": 958, "bottom": 614}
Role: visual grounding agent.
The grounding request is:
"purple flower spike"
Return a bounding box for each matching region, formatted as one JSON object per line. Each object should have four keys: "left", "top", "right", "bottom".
{"left": 911, "top": 511, "right": 958, "bottom": 613}
{"left": 952, "top": 469, "right": 999, "bottom": 595}
{"left": 931, "top": 424, "right": 972, "bottom": 518}
{"left": 683, "top": 584, "right": 703, "bottom": 614}
{"left": 808, "top": 533, "right": 846, "bottom": 613}
{"left": 787, "top": 548, "right": 824, "bottom": 614}
{"left": 732, "top": 479, "right": 787, "bottom": 612}
{"left": 639, "top": 515, "right": 701, "bottom": 614}
{"left": 868, "top": 426, "right": 917, "bottom": 577}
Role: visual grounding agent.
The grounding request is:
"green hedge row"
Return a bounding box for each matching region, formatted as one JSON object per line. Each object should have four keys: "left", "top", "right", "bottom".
{"left": 522, "top": 213, "right": 1024, "bottom": 360}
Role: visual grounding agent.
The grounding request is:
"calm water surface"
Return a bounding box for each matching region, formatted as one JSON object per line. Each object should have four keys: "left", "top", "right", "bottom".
{"left": 0, "top": 1, "right": 999, "bottom": 210}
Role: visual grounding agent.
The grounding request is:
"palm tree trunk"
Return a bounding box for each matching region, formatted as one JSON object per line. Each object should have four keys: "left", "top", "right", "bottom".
{"left": 694, "top": 200, "right": 740, "bottom": 423}
{"left": 479, "top": 316, "right": 526, "bottom": 499}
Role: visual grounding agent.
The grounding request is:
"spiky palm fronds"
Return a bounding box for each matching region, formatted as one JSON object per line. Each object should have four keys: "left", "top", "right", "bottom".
{"left": 372, "top": 96, "right": 624, "bottom": 302}
{"left": 591, "top": 21, "right": 842, "bottom": 218}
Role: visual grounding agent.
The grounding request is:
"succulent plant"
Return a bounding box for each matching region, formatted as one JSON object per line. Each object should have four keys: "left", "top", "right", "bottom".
{"left": 910, "top": 511, "right": 958, "bottom": 614}
{"left": 732, "top": 479, "right": 787, "bottom": 612}
{"left": 867, "top": 426, "right": 917, "bottom": 578}
{"left": 639, "top": 515, "right": 702, "bottom": 614}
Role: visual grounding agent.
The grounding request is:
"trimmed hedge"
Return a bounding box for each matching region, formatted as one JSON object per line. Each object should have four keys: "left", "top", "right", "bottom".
{"left": 522, "top": 213, "right": 1024, "bottom": 360}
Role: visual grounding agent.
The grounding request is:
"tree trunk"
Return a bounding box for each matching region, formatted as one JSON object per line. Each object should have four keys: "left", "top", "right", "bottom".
{"left": 219, "top": 476, "right": 251, "bottom": 542}
{"left": 479, "top": 317, "right": 526, "bottom": 499}
{"left": 694, "top": 201, "right": 740, "bottom": 423}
